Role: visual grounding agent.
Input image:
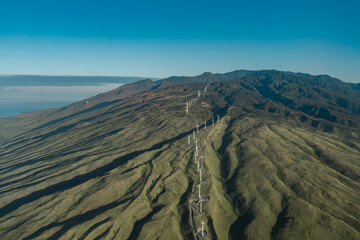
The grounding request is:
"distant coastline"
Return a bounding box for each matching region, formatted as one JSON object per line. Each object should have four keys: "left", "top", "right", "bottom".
{"left": 0, "top": 75, "right": 147, "bottom": 117}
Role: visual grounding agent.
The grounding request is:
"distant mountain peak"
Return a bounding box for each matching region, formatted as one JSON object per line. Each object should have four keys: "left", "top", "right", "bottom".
{"left": 201, "top": 71, "right": 213, "bottom": 76}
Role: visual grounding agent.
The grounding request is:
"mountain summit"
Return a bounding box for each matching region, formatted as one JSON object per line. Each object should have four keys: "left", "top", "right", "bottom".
{"left": 0, "top": 70, "right": 359, "bottom": 239}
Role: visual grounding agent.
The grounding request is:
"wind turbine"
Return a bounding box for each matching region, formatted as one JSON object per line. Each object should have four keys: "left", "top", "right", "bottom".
{"left": 197, "top": 158, "right": 200, "bottom": 172}
{"left": 197, "top": 183, "right": 201, "bottom": 199}
{"left": 201, "top": 221, "right": 205, "bottom": 237}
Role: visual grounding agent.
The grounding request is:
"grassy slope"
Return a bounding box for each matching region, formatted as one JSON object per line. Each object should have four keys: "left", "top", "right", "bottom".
{"left": 0, "top": 84, "right": 215, "bottom": 239}
{"left": 203, "top": 112, "right": 360, "bottom": 240}
{"left": 0, "top": 77, "right": 360, "bottom": 239}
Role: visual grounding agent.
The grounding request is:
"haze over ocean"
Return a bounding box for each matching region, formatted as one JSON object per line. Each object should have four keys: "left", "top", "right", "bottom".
{"left": 0, "top": 76, "right": 143, "bottom": 117}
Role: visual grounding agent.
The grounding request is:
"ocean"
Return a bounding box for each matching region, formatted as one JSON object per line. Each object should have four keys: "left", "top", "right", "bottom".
{"left": 0, "top": 101, "right": 74, "bottom": 117}
{"left": 0, "top": 75, "right": 146, "bottom": 118}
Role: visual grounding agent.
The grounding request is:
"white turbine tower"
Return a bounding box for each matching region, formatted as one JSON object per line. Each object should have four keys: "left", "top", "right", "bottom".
{"left": 198, "top": 183, "right": 201, "bottom": 199}
{"left": 188, "top": 135, "right": 191, "bottom": 145}
{"left": 217, "top": 115, "right": 220, "bottom": 124}
{"left": 196, "top": 124, "right": 199, "bottom": 133}
{"left": 200, "top": 198, "right": 205, "bottom": 213}
{"left": 185, "top": 102, "right": 189, "bottom": 116}
{"left": 197, "top": 184, "right": 203, "bottom": 216}
{"left": 195, "top": 142, "right": 199, "bottom": 154}
{"left": 201, "top": 221, "right": 205, "bottom": 237}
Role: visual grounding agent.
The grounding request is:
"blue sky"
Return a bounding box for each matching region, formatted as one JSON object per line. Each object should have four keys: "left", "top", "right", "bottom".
{"left": 0, "top": 0, "right": 359, "bottom": 82}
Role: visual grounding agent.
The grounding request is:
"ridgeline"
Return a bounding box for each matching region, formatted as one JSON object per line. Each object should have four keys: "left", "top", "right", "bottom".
{"left": 0, "top": 70, "right": 359, "bottom": 239}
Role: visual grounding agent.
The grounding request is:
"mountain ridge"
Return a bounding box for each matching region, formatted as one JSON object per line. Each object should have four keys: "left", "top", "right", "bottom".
{"left": 0, "top": 69, "right": 359, "bottom": 147}
{"left": 0, "top": 70, "right": 359, "bottom": 239}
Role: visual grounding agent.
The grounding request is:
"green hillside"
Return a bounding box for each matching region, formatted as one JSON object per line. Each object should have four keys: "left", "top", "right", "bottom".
{"left": 0, "top": 70, "right": 359, "bottom": 239}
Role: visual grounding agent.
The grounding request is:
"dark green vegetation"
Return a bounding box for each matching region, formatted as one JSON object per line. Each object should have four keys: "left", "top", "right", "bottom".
{"left": 0, "top": 70, "right": 359, "bottom": 239}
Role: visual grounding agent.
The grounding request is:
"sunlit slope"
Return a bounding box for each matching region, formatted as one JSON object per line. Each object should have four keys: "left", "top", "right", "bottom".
{"left": 203, "top": 112, "right": 360, "bottom": 240}
{"left": 0, "top": 84, "right": 214, "bottom": 239}
{"left": 0, "top": 71, "right": 360, "bottom": 239}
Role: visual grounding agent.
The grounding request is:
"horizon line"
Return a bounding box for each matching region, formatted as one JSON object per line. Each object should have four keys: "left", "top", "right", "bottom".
{"left": 0, "top": 69, "right": 357, "bottom": 83}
